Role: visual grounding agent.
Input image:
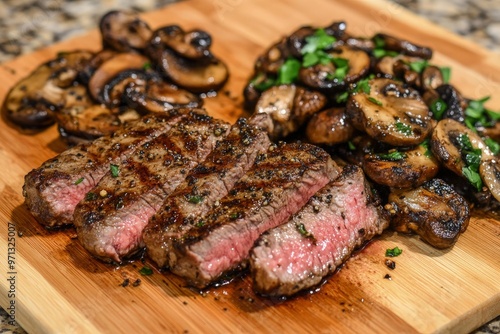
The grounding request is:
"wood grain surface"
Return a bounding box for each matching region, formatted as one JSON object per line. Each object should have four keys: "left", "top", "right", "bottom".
{"left": 0, "top": 0, "right": 499, "bottom": 333}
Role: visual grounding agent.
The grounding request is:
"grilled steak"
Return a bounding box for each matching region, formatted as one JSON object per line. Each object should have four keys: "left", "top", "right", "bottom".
{"left": 169, "top": 142, "right": 339, "bottom": 288}
{"left": 23, "top": 111, "right": 190, "bottom": 227}
{"left": 143, "top": 117, "right": 271, "bottom": 268}
{"left": 74, "top": 111, "right": 230, "bottom": 263}
{"left": 250, "top": 165, "right": 390, "bottom": 296}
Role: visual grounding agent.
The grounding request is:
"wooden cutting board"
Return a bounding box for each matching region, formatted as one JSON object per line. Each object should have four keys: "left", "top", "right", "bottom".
{"left": 1, "top": 0, "right": 499, "bottom": 333}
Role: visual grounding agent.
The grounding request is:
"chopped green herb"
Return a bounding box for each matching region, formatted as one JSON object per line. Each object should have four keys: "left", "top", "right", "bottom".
{"left": 395, "top": 121, "right": 412, "bottom": 136}
{"left": 376, "top": 151, "right": 406, "bottom": 161}
{"left": 229, "top": 212, "right": 240, "bottom": 220}
{"left": 139, "top": 266, "right": 153, "bottom": 276}
{"left": 430, "top": 98, "right": 448, "bottom": 120}
{"left": 408, "top": 60, "right": 429, "bottom": 73}
{"left": 302, "top": 52, "right": 320, "bottom": 67}
{"left": 296, "top": 223, "right": 315, "bottom": 241}
{"left": 485, "top": 138, "right": 500, "bottom": 155}
{"left": 85, "top": 192, "right": 98, "bottom": 201}
{"left": 277, "top": 58, "right": 301, "bottom": 85}
{"left": 353, "top": 76, "right": 372, "bottom": 94}
{"left": 368, "top": 96, "right": 383, "bottom": 106}
{"left": 372, "top": 48, "right": 399, "bottom": 59}
{"left": 420, "top": 139, "right": 433, "bottom": 158}
{"left": 348, "top": 141, "right": 356, "bottom": 151}
{"left": 142, "top": 62, "right": 152, "bottom": 70}
{"left": 251, "top": 73, "right": 276, "bottom": 91}
{"left": 110, "top": 164, "right": 120, "bottom": 178}
{"left": 195, "top": 220, "right": 205, "bottom": 228}
{"left": 464, "top": 96, "right": 500, "bottom": 131}
{"left": 74, "top": 177, "right": 84, "bottom": 185}
{"left": 456, "top": 134, "right": 483, "bottom": 191}
{"left": 440, "top": 66, "right": 451, "bottom": 83}
{"left": 301, "top": 29, "right": 336, "bottom": 55}
{"left": 373, "top": 35, "right": 385, "bottom": 48}
{"left": 188, "top": 195, "right": 204, "bottom": 204}
{"left": 336, "top": 91, "right": 349, "bottom": 103}
{"left": 385, "top": 246, "right": 403, "bottom": 257}
{"left": 462, "top": 166, "right": 482, "bottom": 191}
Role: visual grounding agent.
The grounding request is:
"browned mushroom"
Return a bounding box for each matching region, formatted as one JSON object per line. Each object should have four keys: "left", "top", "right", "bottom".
{"left": 158, "top": 49, "right": 229, "bottom": 93}
{"left": 305, "top": 107, "right": 355, "bottom": 145}
{"left": 124, "top": 75, "right": 203, "bottom": 113}
{"left": 431, "top": 118, "right": 500, "bottom": 201}
{"left": 386, "top": 178, "right": 470, "bottom": 249}
{"left": 299, "top": 45, "right": 370, "bottom": 93}
{"left": 101, "top": 70, "right": 149, "bottom": 108}
{"left": 346, "top": 78, "right": 432, "bottom": 146}
{"left": 363, "top": 144, "right": 439, "bottom": 188}
{"left": 373, "top": 33, "right": 433, "bottom": 59}
{"left": 99, "top": 10, "right": 152, "bottom": 52}
{"left": 148, "top": 25, "right": 212, "bottom": 60}
{"left": 2, "top": 50, "right": 93, "bottom": 129}
{"left": 254, "top": 84, "right": 326, "bottom": 139}
{"left": 87, "top": 52, "right": 150, "bottom": 102}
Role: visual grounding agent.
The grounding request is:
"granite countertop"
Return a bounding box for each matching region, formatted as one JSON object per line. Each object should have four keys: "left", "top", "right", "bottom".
{"left": 0, "top": 0, "right": 499, "bottom": 333}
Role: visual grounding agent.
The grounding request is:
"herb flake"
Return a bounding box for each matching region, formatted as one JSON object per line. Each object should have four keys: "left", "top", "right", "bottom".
{"left": 368, "top": 96, "right": 383, "bottom": 106}
{"left": 277, "top": 58, "right": 301, "bottom": 85}
{"left": 139, "top": 266, "right": 153, "bottom": 276}
{"left": 395, "top": 121, "right": 412, "bottom": 136}
{"left": 376, "top": 151, "right": 406, "bottom": 161}
{"left": 110, "top": 164, "right": 120, "bottom": 178}
{"left": 385, "top": 246, "right": 403, "bottom": 257}
{"left": 74, "top": 177, "right": 84, "bottom": 185}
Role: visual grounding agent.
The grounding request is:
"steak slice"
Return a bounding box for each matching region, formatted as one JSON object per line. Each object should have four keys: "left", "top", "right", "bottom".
{"left": 73, "top": 111, "right": 230, "bottom": 263}
{"left": 23, "top": 110, "right": 190, "bottom": 227}
{"left": 250, "top": 165, "right": 390, "bottom": 297}
{"left": 169, "top": 142, "right": 339, "bottom": 288}
{"left": 143, "top": 117, "right": 271, "bottom": 268}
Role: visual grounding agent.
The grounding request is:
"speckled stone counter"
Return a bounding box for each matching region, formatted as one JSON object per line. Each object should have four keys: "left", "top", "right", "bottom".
{"left": 0, "top": 0, "right": 499, "bottom": 333}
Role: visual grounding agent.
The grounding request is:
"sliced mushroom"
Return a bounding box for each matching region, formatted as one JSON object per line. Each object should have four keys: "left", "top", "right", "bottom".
{"left": 56, "top": 104, "right": 122, "bottom": 142}
{"left": 363, "top": 144, "right": 440, "bottom": 188}
{"left": 421, "top": 65, "right": 444, "bottom": 91}
{"left": 2, "top": 50, "right": 93, "bottom": 128}
{"left": 430, "top": 118, "right": 492, "bottom": 177}
{"left": 305, "top": 107, "right": 355, "bottom": 145}
{"left": 255, "top": 84, "right": 326, "bottom": 139}
{"left": 434, "top": 85, "right": 467, "bottom": 123}
{"left": 299, "top": 45, "right": 370, "bottom": 92}
{"left": 393, "top": 59, "right": 420, "bottom": 87}
{"left": 88, "top": 52, "right": 149, "bottom": 102}
{"left": 159, "top": 49, "right": 229, "bottom": 93}
{"left": 386, "top": 178, "right": 470, "bottom": 249}
{"left": 79, "top": 49, "right": 117, "bottom": 84}
{"left": 373, "top": 33, "right": 433, "bottom": 59}
{"left": 431, "top": 118, "right": 500, "bottom": 201}
{"left": 124, "top": 75, "right": 203, "bottom": 113}
{"left": 346, "top": 78, "right": 432, "bottom": 146}
{"left": 287, "top": 26, "right": 317, "bottom": 58}
{"left": 101, "top": 69, "right": 149, "bottom": 108}
{"left": 255, "top": 38, "right": 291, "bottom": 74}
{"left": 479, "top": 159, "right": 500, "bottom": 202}
{"left": 99, "top": 10, "right": 152, "bottom": 52}
{"left": 148, "top": 25, "right": 212, "bottom": 60}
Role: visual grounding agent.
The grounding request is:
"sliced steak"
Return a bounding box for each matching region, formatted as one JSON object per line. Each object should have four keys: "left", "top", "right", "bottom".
{"left": 23, "top": 110, "right": 191, "bottom": 227}
{"left": 169, "top": 142, "right": 339, "bottom": 288}
{"left": 250, "top": 165, "right": 390, "bottom": 297}
{"left": 73, "top": 111, "right": 230, "bottom": 263}
{"left": 143, "top": 117, "right": 271, "bottom": 268}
